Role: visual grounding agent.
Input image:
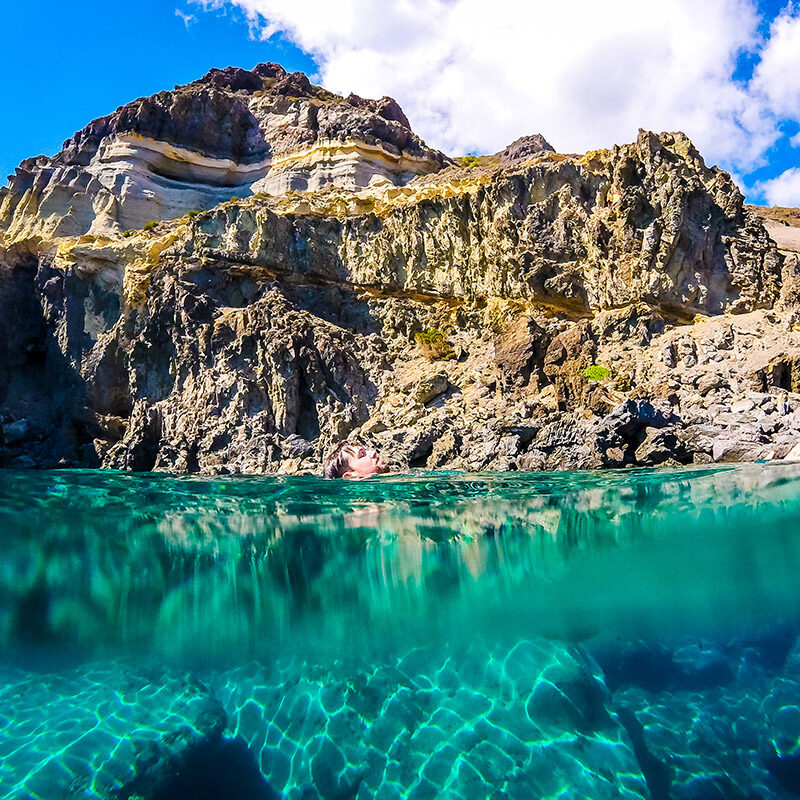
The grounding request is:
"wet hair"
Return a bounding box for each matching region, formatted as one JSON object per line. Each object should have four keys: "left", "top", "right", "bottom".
{"left": 322, "top": 442, "right": 358, "bottom": 479}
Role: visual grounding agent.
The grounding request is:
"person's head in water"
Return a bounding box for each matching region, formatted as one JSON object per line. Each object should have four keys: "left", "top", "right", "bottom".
{"left": 323, "top": 442, "right": 387, "bottom": 479}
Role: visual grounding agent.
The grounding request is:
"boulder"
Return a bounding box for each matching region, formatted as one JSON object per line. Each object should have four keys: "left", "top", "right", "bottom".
{"left": 493, "top": 315, "right": 549, "bottom": 391}
{"left": 600, "top": 400, "right": 673, "bottom": 440}
{"left": 542, "top": 321, "right": 597, "bottom": 410}
{"left": 414, "top": 372, "right": 450, "bottom": 404}
{"left": 496, "top": 133, "right": 555, "bottom": 164}
{"left": 712, "top": 427, "right": 769, "bottom": 462}
{"left": 635, "top": 427, "right": 689, "bottom": 466}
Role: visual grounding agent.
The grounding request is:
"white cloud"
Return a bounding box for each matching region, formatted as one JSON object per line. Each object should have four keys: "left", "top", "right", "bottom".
{"left": 175, "top": 8, "right": 197, "bottom": 28}
{"left": 757, "top": 167, "right": 800, "bottom": 206}
{"left": 194, "top": 0, "right": 798, "bottom": 179}
{"left": 751, "top": 6, "right": 800, "bottom": 119}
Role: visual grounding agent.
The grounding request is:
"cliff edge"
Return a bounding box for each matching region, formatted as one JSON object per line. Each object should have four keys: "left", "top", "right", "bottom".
{"left": 0, "top": 64, "right": 447, "bottom": 241}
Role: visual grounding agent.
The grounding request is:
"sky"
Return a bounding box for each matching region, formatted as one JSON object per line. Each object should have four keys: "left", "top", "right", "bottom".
{"left": 2, "top": 0, "right": 800, "bottom": 206}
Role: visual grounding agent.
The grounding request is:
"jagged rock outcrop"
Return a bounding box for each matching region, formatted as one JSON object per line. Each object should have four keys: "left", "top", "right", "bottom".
{"left": 0, "top": 63, "right": 447, "bottom": 241}
{"left": 166, "top": 129, "right": 780, "bottom": 316}
{"left": 0, "top": 63, "right": 797, "bottom": 474}
{"left": 750, "top": 204, "right": 800, "bottom": 309}
{"left": 497, "top": 134, "right": 556, "bottom": 164}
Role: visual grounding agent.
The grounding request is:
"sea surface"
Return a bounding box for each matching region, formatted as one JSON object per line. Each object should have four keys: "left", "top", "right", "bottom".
{"left": 1, "top": 463, "right": 800, "bottom": 799}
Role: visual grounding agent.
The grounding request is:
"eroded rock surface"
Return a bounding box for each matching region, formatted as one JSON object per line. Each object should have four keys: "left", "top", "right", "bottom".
{"left": 0, "top": 63, "right": 447, "bottom": 240}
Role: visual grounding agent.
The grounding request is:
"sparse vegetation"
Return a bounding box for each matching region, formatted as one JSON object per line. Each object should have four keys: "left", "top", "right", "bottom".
{"left": 143, "top": 221, "right": 158, "bottom": 231}
{"left": 583, "top": 364, "right": 611, "bottom": 381}
{"left": 185, "top": 210, "right": 200, "bottom": 218}
{"left": 121, "top": 229, "right": 136, "bottom": 238}
{"left": 415, "top": 328, "right": 456, "bottom": 361}
{"left": 458, "top": 155, "right": 481, "bottom": 169}
{"left": 752, "top": 205, "right": 800, "bottom": 226}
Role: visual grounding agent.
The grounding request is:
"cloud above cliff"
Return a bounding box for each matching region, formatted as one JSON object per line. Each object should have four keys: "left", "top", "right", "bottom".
{"left": 757, "top": 167, "right": 800, "bottom": 206}
{"left": 194, "top": 0, "right": 800, "bottom": 199}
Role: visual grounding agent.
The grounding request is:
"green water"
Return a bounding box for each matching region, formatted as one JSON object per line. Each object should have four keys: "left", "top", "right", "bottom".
{"left": 2, "top": 463, "right": 800, "bottom": 663}
{"left": 2, "top": 463, "right": 800, "bottom": 799}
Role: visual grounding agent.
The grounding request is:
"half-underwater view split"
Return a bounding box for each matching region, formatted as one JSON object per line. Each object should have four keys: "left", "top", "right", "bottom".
{"left": 4, "top": 2, "right": 800, "bottom": 799}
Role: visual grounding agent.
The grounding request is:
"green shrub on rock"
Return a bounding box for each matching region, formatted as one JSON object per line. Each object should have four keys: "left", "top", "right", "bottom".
{"left": 583, "top": 364, "right": 611, "bottom": 382}
{"left": 415, "top": 328, "right": 456, "bottom": 361}
{"left": 143, "top": 221, "right": 158, "bottom": 231}
{"left": 458, "top": 155, "right": 481, "bottom": 169}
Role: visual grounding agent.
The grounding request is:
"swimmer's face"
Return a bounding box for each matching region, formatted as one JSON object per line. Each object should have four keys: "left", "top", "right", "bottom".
{"left": 342, "top": 445, "right": 387, "bottom": 478}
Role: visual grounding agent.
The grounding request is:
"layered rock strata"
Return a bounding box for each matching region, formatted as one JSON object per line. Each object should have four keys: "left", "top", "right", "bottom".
{"left": 165, "top": 129, "right": 778, "bottom": 317}
{"left": 0, "top": 64, "right": 447, "bottom": 240}
{"left": 0, "top": 64, "right": 797, "bottom": 473}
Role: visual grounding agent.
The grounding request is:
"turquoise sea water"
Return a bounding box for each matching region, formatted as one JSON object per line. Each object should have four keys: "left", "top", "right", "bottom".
{"left": 2, "top": 464, "right": 800, "bottom": 799}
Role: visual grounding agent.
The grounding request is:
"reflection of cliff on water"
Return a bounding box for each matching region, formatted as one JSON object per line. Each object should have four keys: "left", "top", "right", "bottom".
{"left": 2, "top": 464, "right": 800, "bottom": 664}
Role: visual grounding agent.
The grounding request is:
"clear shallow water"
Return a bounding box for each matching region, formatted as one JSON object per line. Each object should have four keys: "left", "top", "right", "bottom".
{"left": 2, "top": 464, "right": 800, "bottom": 799}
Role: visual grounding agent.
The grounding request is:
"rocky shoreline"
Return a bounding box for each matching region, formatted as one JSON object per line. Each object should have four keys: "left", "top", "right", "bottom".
{"left": 1, "top": 64, "right": 800, "bottom": 475}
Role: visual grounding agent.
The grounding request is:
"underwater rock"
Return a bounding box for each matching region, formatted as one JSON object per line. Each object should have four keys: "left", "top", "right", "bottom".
{"left": 0, "top": 664, "right": 233, "bottom": 800}
{"left": 594, "top": 632, "right": 800, "bottom": 800}
{"left": 210, "top": 640, "right": 648, "bottom": 800}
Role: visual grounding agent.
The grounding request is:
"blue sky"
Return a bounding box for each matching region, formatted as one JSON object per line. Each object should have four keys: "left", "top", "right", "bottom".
{"left": 0, "top": 2, "right": 310, "bottom": 182}
{"left": 3, "top": 0, "right": 800, "bottom": 206}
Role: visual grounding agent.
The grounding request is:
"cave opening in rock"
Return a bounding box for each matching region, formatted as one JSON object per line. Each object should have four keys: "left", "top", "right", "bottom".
{"left": 296, "top": 370, "right": 321, "bottom": 441}
{"left": 772, "top": 361, "right": 792, "bottom": 392}
{"left": 148, "top": 737, "right": 279, "bottom": 800}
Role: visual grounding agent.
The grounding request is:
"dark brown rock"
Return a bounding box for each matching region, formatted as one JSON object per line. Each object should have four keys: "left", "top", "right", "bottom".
{"left": 496, "top": 134, "right": 555, "bottom": 164}
{"left": 635, "top": 428, "right": 688, "bottom": 466}
{"left": 542, "top": 321, "right": 597, "bottom": 409}
{"left": 493, "top": 316, "right": 549, "bottom": 391}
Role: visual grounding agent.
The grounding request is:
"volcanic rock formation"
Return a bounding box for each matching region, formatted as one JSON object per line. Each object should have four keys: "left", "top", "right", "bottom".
{"left": 1, "top": 63, "right": 799, "bottom": 473}
{"left": 0, "top": 64, "right": 447, "bottom": 241}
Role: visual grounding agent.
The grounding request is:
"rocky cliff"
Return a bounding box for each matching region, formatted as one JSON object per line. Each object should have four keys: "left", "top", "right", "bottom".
{"left": 1, "top": 64, "right": 798, "bottom": 474}
{"left": 0, "top": 64, "right": 446, "bottom": 241}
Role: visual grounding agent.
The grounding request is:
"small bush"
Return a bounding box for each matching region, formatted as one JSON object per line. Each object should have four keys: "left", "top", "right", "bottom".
{"left": 121, "top": 229, "right": 135, "bottom": 238}
{"left": 143, "top": 221, "right": 158, "bottom": 231}
{"left": 458, "top": 155, "right": 480, "bottom": 169}
{"left": 185, "top": 210, "right": 200, "bottom": 218}
{"left": 583, "top": 364, "right": 611, "bottom": 382}
{"left": 415, "top": 328, "right": 456, "bottom": 361}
